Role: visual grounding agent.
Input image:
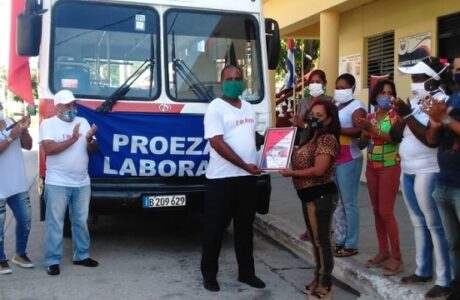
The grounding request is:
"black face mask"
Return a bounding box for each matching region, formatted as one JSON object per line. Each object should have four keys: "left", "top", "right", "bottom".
{"left": 306, "top": 116, "right": 323, "bottom": 129}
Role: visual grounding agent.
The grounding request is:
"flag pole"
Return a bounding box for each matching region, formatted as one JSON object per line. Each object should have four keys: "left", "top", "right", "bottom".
{"left": 292, "top": 39, "right": 296, "bottom": 117}
{"left": 301, "top": 42, "right": 304, "bottom": 105}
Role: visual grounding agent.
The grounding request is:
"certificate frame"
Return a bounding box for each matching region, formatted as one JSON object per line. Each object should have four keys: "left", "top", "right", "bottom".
{"left": 259, "top": 127, "right": 297, "bottom": 171}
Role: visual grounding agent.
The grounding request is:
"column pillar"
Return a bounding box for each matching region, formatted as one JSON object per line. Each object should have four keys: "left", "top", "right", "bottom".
{"left": 319, "top": 11, "right": 340, "bottom": 96}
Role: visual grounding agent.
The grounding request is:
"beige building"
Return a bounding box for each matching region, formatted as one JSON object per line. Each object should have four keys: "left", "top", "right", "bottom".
{"left": 264, "top": 0, "right": 460, "bottom": 106}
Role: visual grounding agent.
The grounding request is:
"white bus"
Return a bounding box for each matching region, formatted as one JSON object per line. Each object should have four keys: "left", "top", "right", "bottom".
{"left": 17, "top": 0, "right": 280, "bottom": 220}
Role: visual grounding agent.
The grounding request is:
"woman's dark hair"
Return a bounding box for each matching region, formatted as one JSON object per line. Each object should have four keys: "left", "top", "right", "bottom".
{"left": 307, "top": 69, "right": 327, "bottom": 85}
{"left": 335, "top": 73, "right": 356, "bottom": 91}
{"left": 420, "top": 56, "right": 452, "bottom": 95}
{"left": 369, "top": 79, "right": 397, "bottom": 106}
{"left": 303, "top": 99, "right": 341, "bottom": 145}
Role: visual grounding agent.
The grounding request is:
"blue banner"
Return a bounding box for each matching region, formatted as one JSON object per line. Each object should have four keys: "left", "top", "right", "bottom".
{"left": 77, "top": 105, "right": 209, "bottom": 177}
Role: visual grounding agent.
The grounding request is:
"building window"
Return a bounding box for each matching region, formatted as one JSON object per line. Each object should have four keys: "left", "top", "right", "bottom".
{"left": 366, "top": 32, "right": 394, "bottom": 87}
{"left": 438, "top": 12, "right": 460, "bottom": 60}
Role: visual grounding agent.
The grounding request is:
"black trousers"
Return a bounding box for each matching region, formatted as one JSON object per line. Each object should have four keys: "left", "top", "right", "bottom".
{"left": 200, "top": 176, "right": 257, "bottom": 281}
{"left": 299, "top": 192, "right": 338, "bottom": 288}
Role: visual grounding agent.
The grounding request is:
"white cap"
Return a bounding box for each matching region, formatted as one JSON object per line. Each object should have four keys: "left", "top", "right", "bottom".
{"left": 54, "top": 90, "right": 76, "bottom": 106}
{"left": 398, "top": 61, "right": 440, "bottom": 80}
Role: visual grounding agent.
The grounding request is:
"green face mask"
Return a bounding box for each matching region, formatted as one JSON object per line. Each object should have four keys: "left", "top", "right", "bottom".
{"left": 222, "top": 80, "right": 244, "bottom": 99}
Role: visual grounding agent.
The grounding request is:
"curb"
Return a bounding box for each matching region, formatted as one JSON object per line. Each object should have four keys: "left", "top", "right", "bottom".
{"left": 254, "top": 213, "right": 425, "bottom": 300}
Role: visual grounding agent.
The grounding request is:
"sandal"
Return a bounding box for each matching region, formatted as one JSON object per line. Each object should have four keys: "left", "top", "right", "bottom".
{"left": 333, "top": 245, "right": 344, "bottom": 256}
{"left": 334, "top": 247, "right": 358, "bottom": 257}
{"left": 309, "top": 285, "right": 332, "bottom": 299}
{"left": 400, "top": 273, "right": 432, "bottom": 284}
{"left": 365, "top": 252, "right": 390, "bottom": 268}
{"left": 302, "top": 278, "right": 318, "bottom": 294}
{"left": 383, "top": 258, "right": 403, "bottom": 276}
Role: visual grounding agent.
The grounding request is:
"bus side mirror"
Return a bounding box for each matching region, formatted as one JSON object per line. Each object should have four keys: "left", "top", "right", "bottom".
{"left": 265, "top": 18, "right": 280, "bottom": 70}
{"left": 16, "top": 0, "right": 47, "bottom": 57}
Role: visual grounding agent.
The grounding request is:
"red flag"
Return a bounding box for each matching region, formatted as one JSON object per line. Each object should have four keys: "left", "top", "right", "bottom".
{"left": 8, "top": 0, "right": 34, "bottom": 106}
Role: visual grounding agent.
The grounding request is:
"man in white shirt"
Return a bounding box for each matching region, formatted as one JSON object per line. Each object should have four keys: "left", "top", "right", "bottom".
{"left": 200, "top": 65, "right": 265, "bottom": 292}
{"left": 39, "top": 90, "right": 98, "bottom": 275}
{"left": 0, "top": 100, "right": 34, "bottom": 274}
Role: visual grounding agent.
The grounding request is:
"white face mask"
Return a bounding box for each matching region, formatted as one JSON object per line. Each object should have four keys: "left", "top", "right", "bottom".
{"left": 411, "top": 82, "right": 429, "bottom": 100}
{"left": 308, "top": 83, "right": 324, "bottom": 97}
{"left": 334, "top": 88, "right": 353, "bottom": 104}
{"left": 0, "top": 109, "right": 4, "bottom": 121}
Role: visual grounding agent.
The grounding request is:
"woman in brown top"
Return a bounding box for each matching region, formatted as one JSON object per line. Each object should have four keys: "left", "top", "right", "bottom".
{"left": 280, "top": 99, "right": 340, "bottom": 299}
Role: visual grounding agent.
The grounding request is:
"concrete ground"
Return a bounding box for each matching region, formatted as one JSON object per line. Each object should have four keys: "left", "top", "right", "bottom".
{"left": 254, "top": 173, "right": 437, "bottom": 300}
{"left": 2, "top": 148, "right": 358, "bottom": 300}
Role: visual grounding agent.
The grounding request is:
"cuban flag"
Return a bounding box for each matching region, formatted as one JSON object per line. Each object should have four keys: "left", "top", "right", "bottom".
{"left": 286, "top": 39, "right": 296, "bottom": 89}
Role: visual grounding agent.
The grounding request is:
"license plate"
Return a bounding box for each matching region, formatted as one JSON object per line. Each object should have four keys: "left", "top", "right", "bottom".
{"left": 142, "top": 195, "right": 186, "bottom": 208}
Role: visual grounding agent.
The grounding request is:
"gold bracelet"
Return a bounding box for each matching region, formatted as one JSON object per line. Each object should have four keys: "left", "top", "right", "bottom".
{"left": 377, "top": 128, "right": 382, "bottom": 137}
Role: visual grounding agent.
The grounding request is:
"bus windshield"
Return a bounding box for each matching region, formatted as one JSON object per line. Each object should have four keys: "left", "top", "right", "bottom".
{"left": 165, "top": 10, "right": 264, "bottom": 103}
{"left": 50, "top": 1, "right": 160, "bottom": 100}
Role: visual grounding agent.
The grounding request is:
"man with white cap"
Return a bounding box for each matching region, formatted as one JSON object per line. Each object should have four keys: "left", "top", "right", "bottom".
{"left": 0, "top": 100, "right": 34, "bottom": 274}
{"left": 39, "top": 90, "right": 98, "bottom": 275}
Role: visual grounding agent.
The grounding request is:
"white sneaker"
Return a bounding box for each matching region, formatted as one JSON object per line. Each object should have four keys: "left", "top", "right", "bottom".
{"left": 12, "top": 254, "right": 34, "bottom": 268}
{"left": 0, "top": 261, "right": 12, "bottom": 274}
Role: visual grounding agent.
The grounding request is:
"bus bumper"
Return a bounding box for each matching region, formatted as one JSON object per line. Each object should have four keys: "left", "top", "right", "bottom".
{"left": 40, "top": 174, "right": 271, "bottom": 220}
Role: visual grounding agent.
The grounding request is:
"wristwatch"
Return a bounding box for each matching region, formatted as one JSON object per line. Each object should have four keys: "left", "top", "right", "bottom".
{"left": 441, "top": 115, "right": 452, "bottom": 127}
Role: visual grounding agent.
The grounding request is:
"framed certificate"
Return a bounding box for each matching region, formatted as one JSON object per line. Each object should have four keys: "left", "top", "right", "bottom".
{"left": 259, "top": 127, "right": 297, "bottom": 171}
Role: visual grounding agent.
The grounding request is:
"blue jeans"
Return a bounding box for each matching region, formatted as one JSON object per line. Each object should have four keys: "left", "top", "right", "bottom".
{"left": 402, "top": 173, "right": 451, "bottom": 287}
{"left": 335, "top": 156, "right": 363, "bottom": 249}
{"left": 0, "top": 192, "right": 31, "bottom": 261}
{"left": 433, "top": 184, "right": 460, "bottom": 294}
{"left": 44, "top": 184, "right": 91, "bottom": 266}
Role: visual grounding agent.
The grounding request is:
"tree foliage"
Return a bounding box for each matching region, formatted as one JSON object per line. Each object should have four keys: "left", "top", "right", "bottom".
{"left": 0, "top": 65, "right": 38, "bottom": 102}
{"left": 275, "top": 39, "right": 320, "bottom": 79}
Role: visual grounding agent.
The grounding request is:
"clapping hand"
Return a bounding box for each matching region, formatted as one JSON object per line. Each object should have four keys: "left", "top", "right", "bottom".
{"left": 72, "top": 123, "right": 81, "bottom": 140}
{"left": 9, "top": 122, "right": 22, "bottom": 140}
{"left": 420, "top": 97, "right": 450, "bottom": 124}
{"left": 355, "top": 117, "right": 372, "bottom": 131}
{"left": 19, "top": 115, "right": 31, "bottom": 130}
{"left": 391, "top": 97, "right": 412, "bottom": 118}
{"left": 290, "top": 115, "right": 306, "bottom": 128}
{"left": 86, "top": 124, "right": 98, "bottom": 141}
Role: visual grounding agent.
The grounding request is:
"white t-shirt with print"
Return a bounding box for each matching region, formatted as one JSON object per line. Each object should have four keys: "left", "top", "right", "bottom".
{"left": 399, "top": 98, "right": 439, "bottom": 174}
{"left": 204, "top": 98, "right": 257, "bottom": 179}
{"left": 39, "top": 116, "right": 91, "bottom": 187}
{"left": 0, "top": 118, "right": 29, "bottom": 198}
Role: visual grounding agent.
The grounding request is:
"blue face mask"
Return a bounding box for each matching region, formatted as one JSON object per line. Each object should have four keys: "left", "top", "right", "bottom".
{"left": 376, "top": 96, "right": 392, "bottom": 109}
{"left": 453, "top": 73, "right": 460, "bottom": 84}
{"left": 60, "top": 109, "right": 77, "bottom": 122}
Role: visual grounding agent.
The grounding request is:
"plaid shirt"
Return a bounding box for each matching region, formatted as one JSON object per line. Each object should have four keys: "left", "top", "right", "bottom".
{"left": 366, "top": 110, "right": 400, "bottom": 169}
